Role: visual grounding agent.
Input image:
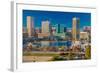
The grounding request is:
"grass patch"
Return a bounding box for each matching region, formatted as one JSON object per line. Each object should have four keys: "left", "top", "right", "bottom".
{"left": 23, "top": 52, "right": 59, "bottom": 56}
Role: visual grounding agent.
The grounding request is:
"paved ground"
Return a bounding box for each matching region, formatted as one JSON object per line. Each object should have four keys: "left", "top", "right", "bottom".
{"left": 23, "top": 56, "right": 53, "bottom": 62}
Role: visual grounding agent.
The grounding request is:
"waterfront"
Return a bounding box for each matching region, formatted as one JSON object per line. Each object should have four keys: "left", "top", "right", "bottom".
{"left": 23, "top": 40, "right": 72, "bottom": 47}
{"left": 22, "top": 10, "right": 91, "bottom": 62}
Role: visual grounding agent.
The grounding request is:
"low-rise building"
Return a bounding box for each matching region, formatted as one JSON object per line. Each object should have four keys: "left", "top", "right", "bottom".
{"left": 80, "top": 32, "right": 89, "bottom": 41}
{"left": 37, "top": 33, "right": 50, "bottom": 38}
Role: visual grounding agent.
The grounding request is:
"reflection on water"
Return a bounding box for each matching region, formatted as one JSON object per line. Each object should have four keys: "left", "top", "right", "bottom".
{"left": 49, "top": 41, "right": 71, "bottom": 47}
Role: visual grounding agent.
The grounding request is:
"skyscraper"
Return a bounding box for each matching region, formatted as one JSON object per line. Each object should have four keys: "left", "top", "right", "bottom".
{"left": 41, "top": 20, "right": 50, "bottom": 33}
{"left": 57, "top": 24, "right": 61, "bottom": 33}
{"left": 27, "top": 16, "right": 34, "bottom": 37}
{"left": 64, "top": 27, "right": 67, "bottom": 33}
{"left": 56, "top": 24, "right": 64, "bottom": 33}
{"left": 72, "top": 17, "right": 80, "bottom": 42}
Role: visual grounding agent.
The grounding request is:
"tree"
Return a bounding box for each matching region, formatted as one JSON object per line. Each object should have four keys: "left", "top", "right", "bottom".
{"left": 85, "top": 45, "right": 91, "bottom": 59}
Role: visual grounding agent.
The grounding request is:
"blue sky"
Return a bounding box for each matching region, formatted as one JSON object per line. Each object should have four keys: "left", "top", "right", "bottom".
{"left": 23, "top": 10, "right": 91, "bottom": 29}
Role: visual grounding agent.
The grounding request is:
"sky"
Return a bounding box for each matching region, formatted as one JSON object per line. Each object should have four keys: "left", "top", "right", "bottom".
{"left": 23, "top": 10, "right": 91, "bottom": 29}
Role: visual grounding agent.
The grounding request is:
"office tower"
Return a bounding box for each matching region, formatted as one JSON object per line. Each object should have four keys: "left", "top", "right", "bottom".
{"left": 64, "top": 27, "right": 67, "bottom": 33}
{"left": 27, "top": 16, "right": 34, "bottom": 37}
{"left": 83, "top": 26, "right": 91, "bottom": 43}
{"left": 56, "top": 24, "right": 65, "bottom": 33}
{"left": 56, "top": 24, "right": 61, "bottom": 33}
{"left": 41, "top": 20, "right": 50, "bottom": 33}
{"left": 83, "top": 26, "right": 91, "bottom": 32}
{"left": 64, "top": 28, "right": 72, "bottom": 40}
{"left": 51, "top": 27, "right": 56, "bottom": 35}
{"left": 72, "top": 17, "right": 80, "bottom": 42}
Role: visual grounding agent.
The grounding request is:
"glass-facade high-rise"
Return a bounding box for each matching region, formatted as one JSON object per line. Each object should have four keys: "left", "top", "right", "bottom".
{"left": 72, "top": 17, "right": 80, "bottom": 42}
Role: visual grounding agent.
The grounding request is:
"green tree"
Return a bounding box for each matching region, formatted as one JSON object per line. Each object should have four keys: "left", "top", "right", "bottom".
{"left": 85, "top": 45, "right": 91, "bottom": 59}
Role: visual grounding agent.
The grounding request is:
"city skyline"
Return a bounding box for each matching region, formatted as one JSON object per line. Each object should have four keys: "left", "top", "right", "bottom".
{"left": 23, "top": 10, "right": 91, "bottom": 29}
{"left": 23, "top": 10, "right": 91, "bottom": 62}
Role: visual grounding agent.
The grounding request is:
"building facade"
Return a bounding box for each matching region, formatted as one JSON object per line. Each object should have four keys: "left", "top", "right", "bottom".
{"left": 72, "top": 17, "right": 80, "bottom": 42}
{"left": 41, "top": 20, "right": 50, "bottom": 33}
{"left": 80, "top": 32, "right": 89, "bottom": 41}
{"left": 27, "top": 16, "right": 34, "bottom": 37}
{"left": 56, "top": 24, "right": 64, "bottom": 33}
